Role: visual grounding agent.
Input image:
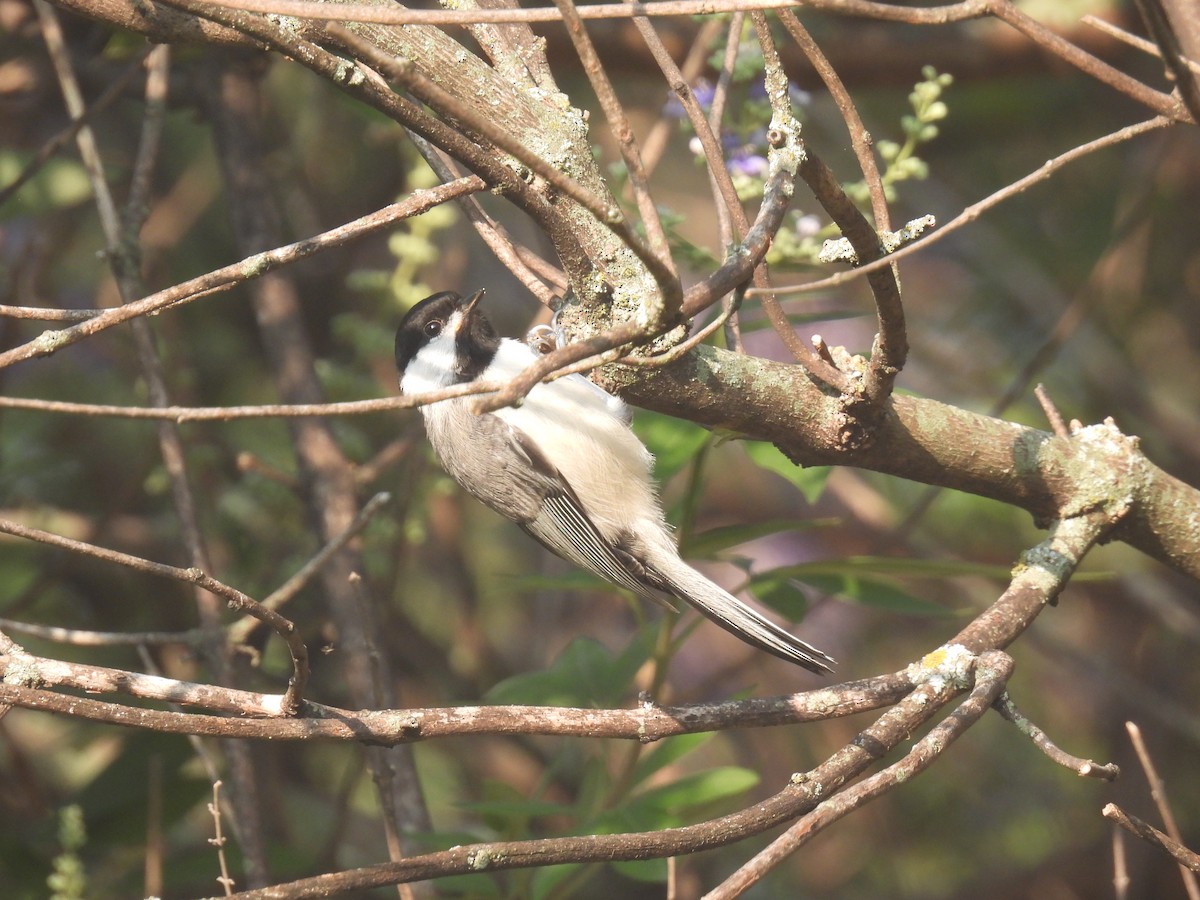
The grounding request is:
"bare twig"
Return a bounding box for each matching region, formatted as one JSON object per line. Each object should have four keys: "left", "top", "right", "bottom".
{"left": 1125, "top": 721, "right": 1200, "bottom": 898}
{"left": 1082, "top": 14, "right": 1200, "bottom": 73}
{"left": 0, "top": 49, "right": 151, "bottom": 209}
{"left": 409, "top": 136, "right": 559, "bottom": 306}
{"left": 0, "top": 178, "right": 485, "bottom": 371}
{"left": 0, "top": 650, "right": 291, "bottom": 717}
{"left": 776, "top": 11, "right": 890, "bottom": 231}
{"left": 706, "top": 650, "right": 1014, "bottom": 898}
{"left": 1103, "top": 804, "right": 1200, "bottom": 873}
{"left": 1035, "top": 384, "right": 1071, "bottom": 440}
{"left": 552, "top": 0, "right": 678, "bottom": 288}
{"left": 0, "top": 305, "right": 103, "bottom": 321}
{"left": 766, "top": 117, "right": 1174, "bottom": 296}
{"left": 208, "top": 781, "right": 236, "bottom": 896}
{"left": 993, "top": 692, "right": 1120, "bottom": 780}
{"left": 145, "top": 0, "right": 993, "bottom": 26}
{"left": 0, "top": 672, "right": 914, "bottom": 742}
{"left": 0, "top": 517, "right": 310, "bottom": 716}
{"left": 0, "top": 618, "right": 204, "bottom": 647}
{"left": 638, "top": 17, "right": 725, "bottom": 176}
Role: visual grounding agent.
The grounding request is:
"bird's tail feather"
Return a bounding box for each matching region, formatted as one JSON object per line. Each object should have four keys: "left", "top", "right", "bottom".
{"left": 644, "top": 547, "right": 835, "bottom": 674}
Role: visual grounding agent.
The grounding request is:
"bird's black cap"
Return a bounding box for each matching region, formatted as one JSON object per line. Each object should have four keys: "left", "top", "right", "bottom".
{"left": 394, "top": 290, "right": 498, "bottom": 384}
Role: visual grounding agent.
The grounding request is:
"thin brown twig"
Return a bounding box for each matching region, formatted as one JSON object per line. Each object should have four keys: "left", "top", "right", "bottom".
{"left": 409, "top": 135, "right": 559, "bottom": 306}
{"left": 1103, "top": 804, "right": 1200, "bottom": 873}
{"left": 208, "top": 781, "right": 236, "bottom": 896}
{"left": 1125, "top": 721, "right": 1200, "bottom": 899}
{"left": 0, "top": 672, "right": 914, "bottom": 742}
{"left": 776, "top": 11, "right": 890, "bottom": 230}
{"left": 1082, "top": 13, "right": 1200, "bottom": 73}
{"left": 0, "top": 618, "right": 204, "bottom": 647}
{"left": 0, "top": 516, "right": 310, "bottom": 716}
{"left": 993, "top": 691, "right": 1120, "bottom": 780}
{"left": 0, "top": 49, "right": 151, "bottom": 209}
{"left": 765, "top": 117, "right": 1174, "bottom": 296}
{"left": 631, "top": 5, "right": 745, "bottom": 247}
{"left": 189, "top": 0, "right": 990, "bottom": 26}
{"left": 638, "top": 17, "right": 725, "bottom": 176}
{"left": 552, "top": 0, "right": 678, "bottom": 287}
{"left": 711, "top": 13, "right": 749, "bottom": 352}
{"left": 0, "top": 178, "right": 484, "bottom": 371}
{"left": 1035, "top": 383, "right": 1071, "bottom": 439}
{"left": 706, "top": 650, "right": 1015, "bottom": 898}
{"left": 0, "top": 649, "right": 290, "bottom": 717}
{"left": 0, "top": 304, "right": 103, "bottom": 321}
{"left": 324, "top": 23, "right": 680, "bottom": 312}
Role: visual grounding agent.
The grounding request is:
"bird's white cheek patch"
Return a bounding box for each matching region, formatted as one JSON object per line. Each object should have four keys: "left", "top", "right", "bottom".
{"left": 401, "top": 335, "right": 458, "bottom": 396}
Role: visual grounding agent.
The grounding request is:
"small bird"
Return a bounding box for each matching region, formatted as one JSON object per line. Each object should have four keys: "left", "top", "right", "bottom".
{"left": 395, "top": 289, "right": 835, "bottom": 674}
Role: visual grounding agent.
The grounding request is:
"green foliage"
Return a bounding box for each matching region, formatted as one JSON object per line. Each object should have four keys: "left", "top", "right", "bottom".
{"left": 740, "top": 441, "right": 830, "bottom": 505}
{"left": 631, "top": 409, "right": 712, "bottom": 484}
{"left": 845, "top": 66, "right": 954, "bottom": 206}
{"left": 47, "top": 805, "right": 87, "bottom": 900}
{"left": 486, "top": 633, "right": 655, "bottom": 708}
{"left": 470, "top": 635, "right": 764, "bottom": 896}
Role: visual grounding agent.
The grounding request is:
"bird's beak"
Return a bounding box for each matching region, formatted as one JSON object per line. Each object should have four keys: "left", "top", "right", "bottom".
{"left": 462, "top": 288, "right": 486, "bottom": 317}
{"left": 453, "top": 288, "right": 486, "bottom": 338}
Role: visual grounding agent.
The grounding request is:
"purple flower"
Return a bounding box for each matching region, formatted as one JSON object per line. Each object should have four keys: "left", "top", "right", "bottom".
{"left": 728, "top": 148, "right": 769, "bottom": 177}
{"left": 663, "top": 80, "right": 715, "bottom": 119}
{"left": 692, "top": 80, "right": 715, "bottom": 110}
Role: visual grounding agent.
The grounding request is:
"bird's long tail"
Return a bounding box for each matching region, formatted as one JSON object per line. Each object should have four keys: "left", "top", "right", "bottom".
{"left": 640, "top": 541, "right": 835, "bottom": 674}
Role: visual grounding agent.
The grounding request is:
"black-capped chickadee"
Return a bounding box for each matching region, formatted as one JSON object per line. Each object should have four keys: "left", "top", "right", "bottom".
{"left": 394, "top": 289, "right": 835, "bottom": 674}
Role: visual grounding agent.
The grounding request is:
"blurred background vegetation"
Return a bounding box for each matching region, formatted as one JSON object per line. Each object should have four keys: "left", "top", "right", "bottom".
{"left": 1, "top": 0, "right": 1198, "bottom": 897}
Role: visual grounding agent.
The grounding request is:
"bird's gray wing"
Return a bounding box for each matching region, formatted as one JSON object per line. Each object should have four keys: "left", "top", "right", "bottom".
{"left": 428, "top": 405, "right": 675, "bottom": 610}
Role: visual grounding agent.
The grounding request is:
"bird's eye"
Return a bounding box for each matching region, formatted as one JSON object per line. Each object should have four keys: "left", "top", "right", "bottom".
{"left": 424, "top": 320, "right": 443, "bottom": 337}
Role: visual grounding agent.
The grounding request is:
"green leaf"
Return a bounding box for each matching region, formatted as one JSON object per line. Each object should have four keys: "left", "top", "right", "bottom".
{"left": 785, "top": 555, "right": 1012, "bottom": 579}
{"left": 633, "top": 411, "right": 711, "bottom": 484}
{"left": 531, "top": 862, "right": 583, "bottom": 900}
{"left": 604, "top": 767, "right": 760, "bottom": 832}
{"left": 630, "top": 731, "right": 717, "bottom": 787}
{"left": 740, "top": 441, "right": 830, "bottom": 504}
{"left": 485, "top": 632, "right": 653, "bottom": 707}
{"left": 747, "top": 574, "right": 812, "bottom": 620}
{"left": 682, "top": 518, "right": 837, "bottom": 559}
{"left": 747, "top": 561, "right": 951, "bottom": 617}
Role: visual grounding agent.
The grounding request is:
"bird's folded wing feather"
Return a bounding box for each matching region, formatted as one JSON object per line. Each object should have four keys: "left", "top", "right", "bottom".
{"left": 446, "top": 411, "right": 676, "bottom": 610}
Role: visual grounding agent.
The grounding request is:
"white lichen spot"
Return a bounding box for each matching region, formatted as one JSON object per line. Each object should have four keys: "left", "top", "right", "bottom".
{"left": 2, "top": 658, "right": 43, "bottom": 688}
{"left": 905, "top": 643, "right": 976, "bottom": 692}
{"left": 34, "top": 328, "right": 73, "bottom": 353}
{"left": 818, "top": 237, "right": 858, "bottom": 265}
{"left": 880, "top": 215, "right": 937, "bottom": 253}
{"left": 468, "top": 847, "right": 501, "bottom": 870}
{"left": 765, "top": 111, "right": 806, "bottom": 181}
